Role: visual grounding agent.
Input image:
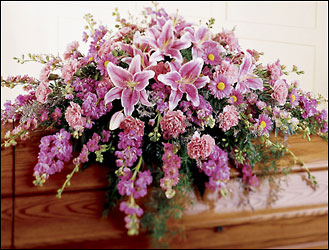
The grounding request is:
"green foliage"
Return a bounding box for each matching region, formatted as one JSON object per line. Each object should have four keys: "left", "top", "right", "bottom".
{"left": 140, "top": 166, "right": 193, "bottom": 248}
{"left": 206, "top": 17, "right": 215, "bottom": 29}
{"left": 180, "top": 46, "right": 192, "bottom": 62}
{"left": 103, "top": 171, "right": 122, "bottom": 216}
{"left": 76, "top": 63, "right": 100, "bottom": 80}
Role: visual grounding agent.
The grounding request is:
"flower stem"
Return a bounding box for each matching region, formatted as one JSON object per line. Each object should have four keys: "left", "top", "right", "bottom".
{"left": 56, "top": 163, "right": 80, "bottom": 198}
{"left": 131, "top": 156, "right": 143, "bottom": 181}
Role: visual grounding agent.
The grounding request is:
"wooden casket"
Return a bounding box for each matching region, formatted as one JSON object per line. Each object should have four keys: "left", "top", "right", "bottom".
{"left": 1, "top": 123, "right": 328, "bottom": 249}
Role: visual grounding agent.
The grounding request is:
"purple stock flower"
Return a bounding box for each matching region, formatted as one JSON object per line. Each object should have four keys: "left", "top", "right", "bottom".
{"left": 201, "top": 145, "right": 230, "bottom": 192}
{"left": 33, "top": 129, "right": 72, "bottom": 180}
{"left": 300, "top": 95, "right": 317, "bottom": 119}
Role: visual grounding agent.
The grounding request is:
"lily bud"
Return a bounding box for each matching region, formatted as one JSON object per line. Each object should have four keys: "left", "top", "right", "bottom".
{"left": 109, "top": 110, "right": 125, "bottom": 130}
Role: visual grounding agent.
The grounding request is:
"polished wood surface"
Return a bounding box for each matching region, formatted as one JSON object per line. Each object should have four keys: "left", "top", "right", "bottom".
{"left": 1, "top": 123, "right": 13, "bottom": 197}
{"left": 1, "top": 123, "right": 328, "bottom": 249}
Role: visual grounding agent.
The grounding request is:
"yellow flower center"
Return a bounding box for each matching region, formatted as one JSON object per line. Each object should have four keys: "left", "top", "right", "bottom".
{"left": 208, "top": 53, "right": 215, "bottom": 61}
{"left": 104, "top": 60, "right": 110, "bottom": 67}
{"left": 217, "top": 82, "right": 225, "bottom": 90}
{"left": 260, "top": 121, "right": 266, "bottom": 130}
{"left": 88, "top": 57, "right": 94, "bottom": 62}
{"left": 126, "top": 80, "right": 138, "bottom": 88}
{"left": 291, "top": 94, "right": 295, "bottom": 102}
{"left": 232, "top": 95, "right": 237, "bottom": 103}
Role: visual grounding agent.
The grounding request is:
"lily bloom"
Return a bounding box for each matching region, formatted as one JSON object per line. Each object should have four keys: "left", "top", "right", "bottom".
{"left": 118, "top": 31, "right": 155, "bottom": 70}
{"left": 104, "top": 55, "right": 155, "bottom": 116}
{"left": 236, "top": 52, "right": 263, "bottom": 93}
{"left": 184, "top": 26, "right": 210, "bottom": 58}
{"left": 136, "top": 20, "right": 191, "bottom": 63}
{"left": 158, "top": 58, "right": 209, "bottom": 110}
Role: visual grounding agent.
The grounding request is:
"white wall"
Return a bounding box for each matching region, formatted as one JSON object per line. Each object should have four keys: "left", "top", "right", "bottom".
{"left": 1, "top": 1, "right": 328, "bottom": 109}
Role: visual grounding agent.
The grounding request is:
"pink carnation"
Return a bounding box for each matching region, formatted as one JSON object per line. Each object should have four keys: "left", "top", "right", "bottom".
{"left": 218, "top": 105, "right": 239, "bottom": 132}
{"left": 214, "top": 29, "right": 240, "bottom": 52}
{"left": 61, "top": 59, "right": 80, "bottom": 83}
{"left": 215, "top": 61, "right": 239, "bottom": 83}
{"left": 187, "top": 132, "right": 215, "bottom": 160}
{"left": 148, "top": 62, "right": 170, "bottom": 83}
{"left": 267, "top": 59, "right": 282, "bottom": 81}
{"left": 120, "top": 116, "right": 145, "bottom": 137}
{"left": 271, "top": 79, "right": 288, "bottom": 106}
{"left": 160, "top": 110, "right": 186, "bottom": 139}
{"left": 98, "top": 40, "right": 114, "bottom": 57}
{"left": 65, "top": 102, "right": 86, "bottom": 131}
{"left": 35, "top": 82, "right": 52, "bottom": 103}
{"left": 63, "top": 41, "right": 79, "bottom": 60}
{"left": 39, "top": 64, "right": 51, "bottom": 83}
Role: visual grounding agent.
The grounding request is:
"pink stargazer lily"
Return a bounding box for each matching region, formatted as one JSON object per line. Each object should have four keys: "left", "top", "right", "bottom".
{"left": 158, "top": 58, "right": 209, "bottom": 110}
{"left": 104, "top": 55, "right": 155, "bottom": 116}
{"left": 136, "top": 20, "right": 191, "bottom": 63}
{"left": 184, "top": 26, "right": 212, "bottom": 58}
{"left": 118, "top": 31, "right": 155, "bottom": 69}
{"left": 236, "top": 52, "right": 263, "bottom": 93}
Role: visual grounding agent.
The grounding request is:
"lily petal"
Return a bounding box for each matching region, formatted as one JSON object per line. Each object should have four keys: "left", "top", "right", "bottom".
{"left": 109, "top": 110, "right": 125, "bottom": 130}
{"left": 194, "top": 75, "right": 209, "bottom": 89}
{"left": 136, "top": 36, "right": 158, "bottom": 50}
{"left": 134, "top": 70, "right": 155, "bottom": 91}
{"left": 195, "top": 26, "right": 210, "bottom": 43}
{"left": 192, "top": 46, "right": 203, "bottom": 59}
{"left": 171, "top": 38, "right": 191, "bottom": 50}
{"left": 147, "top": 27, "right": 161, "bottom": 41}
{"left": 245, "top": 75, "right": 263, "bottom": 90}
{"left": 169, "top": 89, "right": 183, "bottom": 110}
{"left": 128, "top": 55, "right": 141, "bottom": 75}
{"left": 149, "top": 50, "right": 164, "bottom": 63}
{"left": 118, "top": 42, "right": 134, "bottom": 56}
{"left": 158, "top": 20, "right": 173, "bottom": 50}
{"left": 168, "top": 60, "right": 181, "bottom": 72}
{"left": 107, "top": 62, "right": 132, "bottom": 88}
{"left": 182, "top": 27, "right": 195, "bottom": 43}
{"left": 158, "top": 71, "right": 181, "bottom": 90}
{"left": 235, "top": 81, "right": 249, "bottom": 94}
{"left": 240, "top": 52, "right": 253, "bottom": 78}
{"left": 104, "top": 87, "right": 123, "bottom": 105}
{"left": 180, "top": 58, "right": 203, "bottom": 79}
{"left": 139, "top": 89, "right": 154, "bottom": 107}
{"left": 121, "top": 88, "right": 140, "bottom": 116}
{"left": 166, "top": 48, "right": 183, "bottom": 63}
{"left": 185, "top": 84, "right": 199, "bottom": 106}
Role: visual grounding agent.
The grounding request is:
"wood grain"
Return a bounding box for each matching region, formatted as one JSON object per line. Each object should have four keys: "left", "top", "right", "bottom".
{"left": 170, "top": 214, "right": 328, "bottom": 249}
{"left": 274, "top": 134, "right": 328, "bottom": 172}
{"left": 1, "top": 122, "right": 14, "bottom": 197}
{"left": 14, "top": 132, "right": 109, "bottom": 196}
{"left": 12, "top": 170, "right": 328, "bottom": 249}
{"left": 1, "top": 198, "right": 13, "bottom": 249}
{"left": 13, "top": 190, "right": 150, "bottom": 249}
{"left": 181, "top": 170, "right": 328, "bottom": 226}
